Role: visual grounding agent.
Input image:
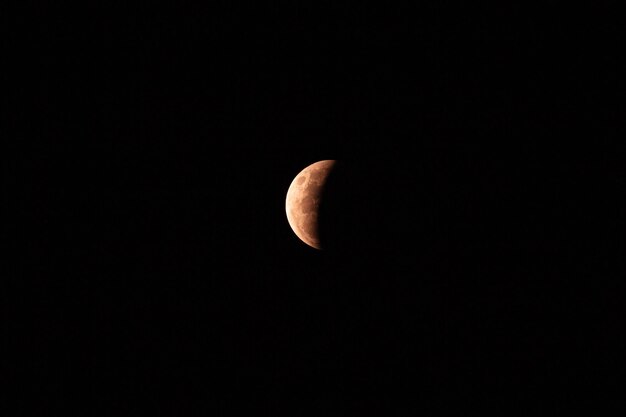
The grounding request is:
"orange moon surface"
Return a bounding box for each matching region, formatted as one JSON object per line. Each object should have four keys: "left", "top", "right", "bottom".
{"left": 285, "top": 160, "right": 337, "bottom": 249}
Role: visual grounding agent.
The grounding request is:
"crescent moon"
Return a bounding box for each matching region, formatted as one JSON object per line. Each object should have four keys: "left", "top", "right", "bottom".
{"left": 285, "top": 160, "right": 337, "bottom": 249}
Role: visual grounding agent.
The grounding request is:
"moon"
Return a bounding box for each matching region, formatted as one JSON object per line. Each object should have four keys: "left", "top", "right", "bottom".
{"left": 285, "top": 160, "right": 337, "bottom": 249}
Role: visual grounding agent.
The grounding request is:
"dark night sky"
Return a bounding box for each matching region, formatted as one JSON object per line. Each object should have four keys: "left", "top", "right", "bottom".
{"left": 7, "top": 3, "right": 625, "bottom": 416}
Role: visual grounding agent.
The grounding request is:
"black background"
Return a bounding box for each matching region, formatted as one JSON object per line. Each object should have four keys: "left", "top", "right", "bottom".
{"left": 7, "top": 3, "right": 625, "bottom": 416}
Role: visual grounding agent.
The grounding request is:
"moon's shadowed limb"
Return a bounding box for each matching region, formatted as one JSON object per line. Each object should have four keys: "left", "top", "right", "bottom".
{"left": 287, "top": 158, "right": 426, "bottom": 255}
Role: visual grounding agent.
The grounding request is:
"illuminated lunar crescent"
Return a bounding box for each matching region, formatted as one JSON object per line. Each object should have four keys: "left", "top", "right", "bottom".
{"left": 285, "top": 160, "right": 337, "bottom": 249}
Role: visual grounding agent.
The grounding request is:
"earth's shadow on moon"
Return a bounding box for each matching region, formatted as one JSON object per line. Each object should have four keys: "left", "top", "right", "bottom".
{"left": 319, "top": 159, "right": 407, "bottom": 257}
